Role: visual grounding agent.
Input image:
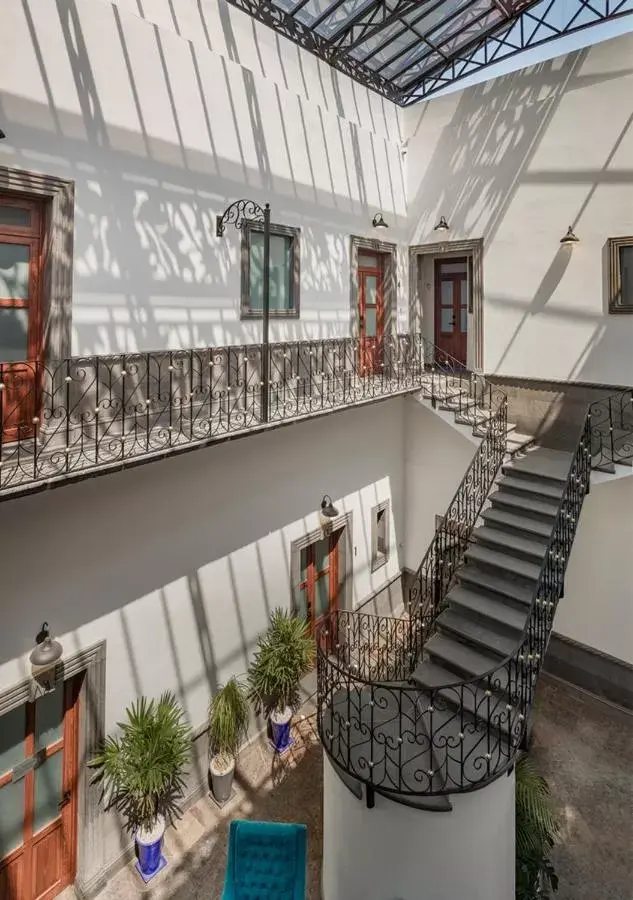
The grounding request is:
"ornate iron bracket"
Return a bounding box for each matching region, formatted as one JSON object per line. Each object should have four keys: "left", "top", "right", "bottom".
{"left": 215, "top": 198, "right": 267, "bottom": 237}
{"left": 216, "top": 199, "right": 272, "bottom": 422}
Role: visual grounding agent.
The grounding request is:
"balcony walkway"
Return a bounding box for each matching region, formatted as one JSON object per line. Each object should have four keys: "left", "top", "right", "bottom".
{"left": 0, "top": 335, "right": 430, "bottom": 500}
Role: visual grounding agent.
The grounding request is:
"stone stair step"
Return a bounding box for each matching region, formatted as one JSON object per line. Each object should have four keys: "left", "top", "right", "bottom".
{"left": 456, "top": 409, "right": 493, "bottom": 427}
{"left": 499, "top": 474, "right": 565, "bottom": 502}
{"left": 447, "top": 584, "right": 528, "bottom": 632}
{"left": 374, "top": 786, "right": 452, "bottom": 812}
{"left": 423, "top": 632, "right": 503, "bottom": 680}
{"left": 481, "top": 507, "right": 552, "bottom": 541}
{"left": 409, "top": 658, "right": 462, "bottom": 690}
{"left": 489, "top": 487, "right": 559, "bottom": 521}
{"left": 505, "top": 431, "right": 535, "bottom": 448}
{"left": 441, "top": 395, "right": 477, "bottom": 411}
{"left": 464, "top": 543, "right": 542, "bottom": 581}
{"left": 457, "top": 566, "right": 534, "bottom": 607}
{"left": 437, "top": 609, "right": 519, "bottom": 658}
{"left": 472, "top": 525, "right": 549, "bottom": 563}
{"left": 409, "top": 660, "right": 512, "bottom": 736}
{"left": 591, "top": 460, "right": 616, "bottom": 474}
{"left": 502, "top": 447, "right": 572, "bottom": 483}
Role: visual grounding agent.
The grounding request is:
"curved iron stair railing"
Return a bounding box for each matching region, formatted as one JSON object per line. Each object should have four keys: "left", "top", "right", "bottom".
{"left": 589, "top": 388, "right": 633, "bottom": 471}
{"left": 317, "top": 377, "right": 606, "bottom": 801}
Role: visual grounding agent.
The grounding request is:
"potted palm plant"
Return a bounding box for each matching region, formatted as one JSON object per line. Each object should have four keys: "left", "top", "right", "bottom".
{"left": 89, "top": 692, "right": 191, "bottom": 882}
{"left": 515, "top": 754, "right": 561, "bottom": 899}
{"left": 208, "top": 677, "right": 250, "bottom": 805}
{"left": 248, "top": 608, "right": 315, "bottom": 753}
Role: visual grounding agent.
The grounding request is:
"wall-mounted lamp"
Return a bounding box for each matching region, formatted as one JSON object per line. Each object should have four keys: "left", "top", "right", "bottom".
{"left": 560, "top": 226, "right": 579, "bottom": 245}
{"left": 0, "top": 129, "right": 6, "bottom": 140}
{"left": 372, "top": 213, "right": 388, "bottom": 228}
{"left": 434, "top": 216, "right": 450, "bottom": 232}
{"left": 319, "top": 495, "right": 339, "bottom": 535}
{"left": 29, "top": 622, "right": 63, "bottom": 698}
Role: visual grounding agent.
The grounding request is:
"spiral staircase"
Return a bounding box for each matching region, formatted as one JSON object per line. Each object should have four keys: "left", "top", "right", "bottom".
{"left": 316, "top": 350, "right": 632, "bottom": 814}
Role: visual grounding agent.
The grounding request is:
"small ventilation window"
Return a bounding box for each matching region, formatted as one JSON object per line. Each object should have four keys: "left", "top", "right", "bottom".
{"left": 371, "top": 501, "right": 390, "bottom": 572}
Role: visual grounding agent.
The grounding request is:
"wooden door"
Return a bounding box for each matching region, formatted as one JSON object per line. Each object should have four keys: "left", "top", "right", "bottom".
{"left": 297, "top": 529, "right": 342, "bottom": 636}
{"left": 0, "top": 195, "right": 44, "bottom": 441}
{"left": 358, "top": 253, "right": 385, "bottom": 375}
{"left": 0, "top": 676, "right": 81, "bottom": 900}
{"left": 434, "top": 258, "right": 469, "bottom": 367}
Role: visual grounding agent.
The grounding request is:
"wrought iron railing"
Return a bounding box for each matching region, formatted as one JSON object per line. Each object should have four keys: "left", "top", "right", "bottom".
{"left": 0, "top": 332, "right": 454, "bottom": 498}
{"left": 317, "top": 412, "right": 592, "bottom": 796}
{"left": 588, "top": 388, "right": 633, "bottom": 469}
{"left": 407, "top": 392, "right": 508, "bottom": 657}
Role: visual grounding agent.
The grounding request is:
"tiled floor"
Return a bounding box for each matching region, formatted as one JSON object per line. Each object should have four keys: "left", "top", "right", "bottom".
{"left": 62, "top": 713, "right": 323, "bottom": 900}
{"left": 531, "top": 675, "right": 633, "bottom": 900}
{"left": 61, "top": 675, "right": 633, "bottom": 900}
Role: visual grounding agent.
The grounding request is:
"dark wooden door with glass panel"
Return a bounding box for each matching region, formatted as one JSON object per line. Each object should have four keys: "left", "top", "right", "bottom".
{"left": 0, "top": 677, "right": 81, "bottom": 900}
{"left": 434, "top": 258, "right": 468, "bottom": 366}
{"left": 296, "top": 530, "right": 341, "bottom": 635}
{"left": 0, "top": 195, "right": 44, "bottom": 441}
{"left": 358, "top": 252, "right": 385, "bottom": 375}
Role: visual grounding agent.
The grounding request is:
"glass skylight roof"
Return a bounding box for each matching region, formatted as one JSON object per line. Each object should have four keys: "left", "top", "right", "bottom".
{"left": 226, "top": 0, "right": 633, "bottom": 103}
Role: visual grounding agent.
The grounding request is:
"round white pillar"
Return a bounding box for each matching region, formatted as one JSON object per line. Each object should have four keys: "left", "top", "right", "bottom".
{"left": 322, "top": 756, "right": 515, "bottom": 900}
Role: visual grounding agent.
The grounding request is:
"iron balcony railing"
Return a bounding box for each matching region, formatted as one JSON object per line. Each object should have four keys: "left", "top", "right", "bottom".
{"left": 316, "top": 411, "right": 592, "bottom": 797}
{"left": 0, "top": 333, "right": 459, "bottom": 499}
{"left": 588, "top": 388, "right": 633, "bottom": 469}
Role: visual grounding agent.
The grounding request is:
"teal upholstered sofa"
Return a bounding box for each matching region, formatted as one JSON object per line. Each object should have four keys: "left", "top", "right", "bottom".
{"left": 222, "top": 820, "right": 308, "bottom": 900}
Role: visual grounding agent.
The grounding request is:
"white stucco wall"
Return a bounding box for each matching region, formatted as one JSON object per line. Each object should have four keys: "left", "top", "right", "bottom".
{"left": 0, "top": 400, "right": 410, "bottom": 730}
{"left": 322, "top": 757, "right": 516, "bottom": 900}
{"left": 554, "top": 471, "right": 633, "bottom": 666}
{"left": 402, "top": 396, "right": 476, "bottom": 571}
{"left": 0, "top": 397, "right": 411, "bottom": 866}
{"left": 0, "top": 0, "right": 408, "bottom": 354}
{"left": 405, "top": 31, "right": 633, "bottom": 388}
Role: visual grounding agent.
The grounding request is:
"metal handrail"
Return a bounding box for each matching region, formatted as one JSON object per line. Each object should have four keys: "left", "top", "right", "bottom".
{"left": 316, "top": 404, "right": 594, "bottom": 795}
{"left": 588, "top": 388, "right": 633, "bottom": 468}
{"left": 0, "top": 332, "right": 431, "bottom": 497}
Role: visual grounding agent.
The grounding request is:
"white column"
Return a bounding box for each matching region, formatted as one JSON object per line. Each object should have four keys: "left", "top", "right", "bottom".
{"left": 322, "top": 756, "right": 515, "bottom": 900}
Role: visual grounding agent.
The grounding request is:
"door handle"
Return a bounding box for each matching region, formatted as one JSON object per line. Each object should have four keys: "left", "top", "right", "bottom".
{"left": 58, "top": 791, "right": 71, "bottom": 810}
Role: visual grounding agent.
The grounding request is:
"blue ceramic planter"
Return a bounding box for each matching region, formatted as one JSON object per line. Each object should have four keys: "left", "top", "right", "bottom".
{"left": 270, "top": 709, "right": 293, "bottom": 753}
{"left": 135, "top": 820, "right": 166, "bottom": 881}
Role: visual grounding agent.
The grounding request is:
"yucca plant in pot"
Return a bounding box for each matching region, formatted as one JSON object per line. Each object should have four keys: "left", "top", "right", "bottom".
{"left": 208, "top": 677, "right": 250, "bottom": 805}
{"left": 89, "top": 692, "right": 191, "bottom": 882}
{"left": 248, "top": 608, "right": 315, "bottom": 753}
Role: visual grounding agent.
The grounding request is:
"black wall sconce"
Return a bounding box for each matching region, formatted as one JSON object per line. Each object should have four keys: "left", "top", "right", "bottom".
{"left": 560, "top": 226, "right": 579, "bottom": 245}
{"left": 434, "top": 216, "right": 450, "bottom": 232}
{"left": 372, "top": 213, "right": 388, "bottom": 228}
{"left": 29, "top": 622, "right": 63, "bottom": 698}
{"left": 319, "top": 495, "right": 339, "bottom": 535}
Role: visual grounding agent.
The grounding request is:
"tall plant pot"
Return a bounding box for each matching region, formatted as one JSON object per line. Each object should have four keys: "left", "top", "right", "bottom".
{"left": 210, "top": 755, "right": 235, "bottom": 806}
{"left": 270, "top": 706, "right": 293, "bottom": 753}
{"left": 135, "top": 815, "right": 166, "bottom": 882}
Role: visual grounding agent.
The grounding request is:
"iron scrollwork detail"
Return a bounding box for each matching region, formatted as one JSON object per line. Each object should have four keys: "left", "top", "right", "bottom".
{"left": 316, "top": 403, "right": 595, "bottom": 798}
{"left": 216, "top": 199, "right": 266, "bottom": 237}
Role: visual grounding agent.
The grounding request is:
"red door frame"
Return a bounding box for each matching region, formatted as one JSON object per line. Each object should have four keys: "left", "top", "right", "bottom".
{"left": 434, "top": 257, "right": 468, "bottom": 367}
{"left": 0, "top": 675, "right": 82, "bottom": 900}
{"left": 0, "top": 194, "right": 45, "bottom": 441}
{"left": 358, "top": 254, "right": 385, "bottom": 375}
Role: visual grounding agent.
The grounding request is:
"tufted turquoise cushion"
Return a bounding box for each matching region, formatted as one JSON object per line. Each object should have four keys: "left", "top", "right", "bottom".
{"left": 222, "top": 820, "right": 307, "bottom": 900}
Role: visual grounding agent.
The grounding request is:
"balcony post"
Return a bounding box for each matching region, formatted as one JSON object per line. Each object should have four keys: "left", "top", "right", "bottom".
{"left": 262, "top": 203, "right": 271, "bottom": 424}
